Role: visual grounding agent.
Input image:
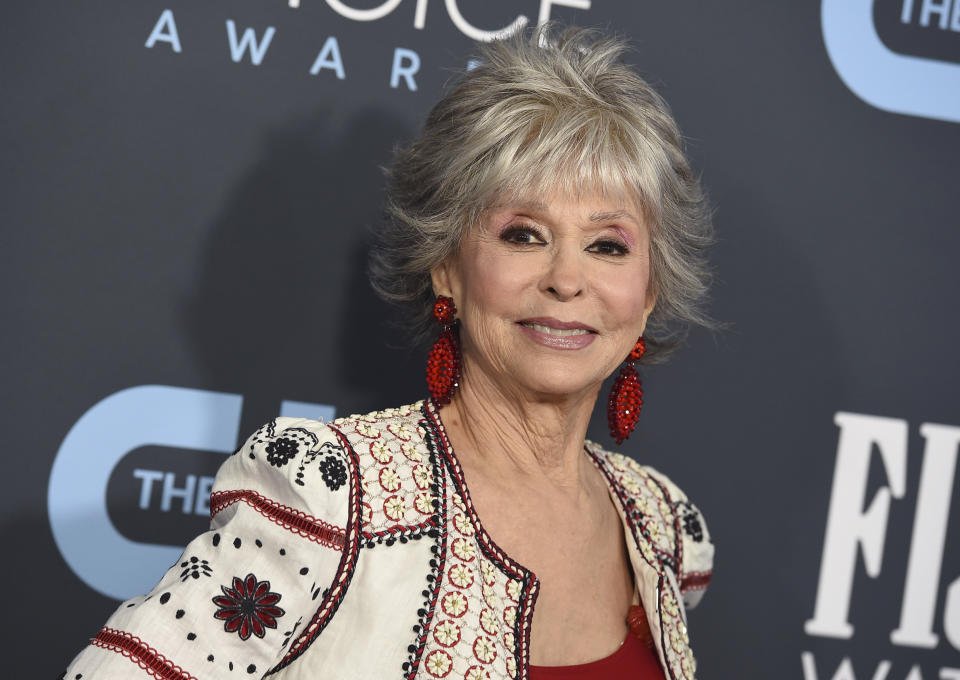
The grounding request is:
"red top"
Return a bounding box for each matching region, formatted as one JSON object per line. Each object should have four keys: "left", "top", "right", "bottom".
{"left": 528, "top": 606, "right": 665, "bottom": 680}
{"left": 529, "top": 632, "right": 664, "bottom": 680}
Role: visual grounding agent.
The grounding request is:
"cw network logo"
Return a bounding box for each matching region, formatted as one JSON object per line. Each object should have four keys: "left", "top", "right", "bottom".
{"left": 47, "top": 385, "right": 335, "bottom": 600}
{"left": 803, "top": 412, "right": 960, "bottom": 679}
{"left": 822, "top": 0, "right": 960, "bottom": 124}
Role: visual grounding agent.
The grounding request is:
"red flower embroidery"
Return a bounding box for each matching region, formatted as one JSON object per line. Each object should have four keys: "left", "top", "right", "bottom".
{"left": 212, "top": 574, "right": 285, "bottom": 640}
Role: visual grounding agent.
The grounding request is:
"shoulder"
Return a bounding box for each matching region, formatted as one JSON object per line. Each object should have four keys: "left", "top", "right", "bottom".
{"left": 587, "top": 442, "right": 714, "bottom": 609}
{"left": 325, "top": 401, "right": 439, "bottom": 543}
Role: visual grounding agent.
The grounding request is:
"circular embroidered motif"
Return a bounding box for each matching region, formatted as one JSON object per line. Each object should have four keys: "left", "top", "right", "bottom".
{"left": 441, "top": 591, "right": 468, "bottom": 618}
{"left": 472, "top": 637, "right": 497, "bottom": 664}
{"left": 212, "top": 574, "right": 285, "bottom": 641}
{"left": 424, "top": 649, "right": 453, "bottom": 678}
{"left": 432, "top": 620, "right": 462, "bottom": 647}
{"left": 265, "top": 437, "right": 298, "bottom": 467}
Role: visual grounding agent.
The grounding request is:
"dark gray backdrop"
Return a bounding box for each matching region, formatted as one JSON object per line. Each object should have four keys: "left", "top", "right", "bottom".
{"left": 3, "top": 1, "right": 959, "bottom": 677}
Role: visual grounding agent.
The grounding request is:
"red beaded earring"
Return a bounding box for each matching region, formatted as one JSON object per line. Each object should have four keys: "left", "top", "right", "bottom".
{"left": 426, "top": 295, "right": 461, "bottom": 406}
{"left": 607, "top": 336, "right": 645, "bottom": 445}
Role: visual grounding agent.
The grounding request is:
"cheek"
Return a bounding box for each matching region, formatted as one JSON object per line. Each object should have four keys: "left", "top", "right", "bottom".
{"left": 460, "top": 250, "right": 531, "bottom": 315}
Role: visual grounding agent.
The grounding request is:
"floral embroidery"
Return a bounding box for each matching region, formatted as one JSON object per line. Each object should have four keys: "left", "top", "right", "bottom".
{"left": 453, "top": 514, "right": 474, "bottom": 537}
{"left": 424, "top": 649, "right": 453, "bottom": 678}
{"left": 441, "top": 591, "right": 468, "bottom": 618}
{"left": 472, "top": 637, "right": 497, "bottom": 664}
{"left": 414, "top": 491, "right": 433, "bottom": 515}
{"left": 433, "top": 620, "right": 461, "bottom": 647}
{"left": 212, "top": 574, "right": 285, "bottom": 641}
{"left": 413, "top": 465, "right": 433, "bottom": 490}
{"left": 465, "top": 666, "right": 491, "bottom": 680}
{"left": 265, "top": 437, "right": 298, "bottom": 467}
{"left": 479, "top": 560, "right": 496, "bottom": 586}
{"left": 502, "top": 605, "right": 516, "bottom": 628}
{"left": 502, "top": 631, "right": 515, "bottom": 649}
{"left": 504, "top": 579, "right": 522, "bottom": 600}
{"left": 319, "top": 456, "right": 347, "bottom": 491}
{"left": 478, "top": 608, "right": 499, "bottom": 636}
{"left": 449, "top": 564, "right": 475, "bottom": 589}
{"left": 451, "top": 537, "right": 476, "bottom": 562}
{"left": 383, "top": 495, "right": 407, "bottom": 521}
{"left": 370, "top": 441, "right": 393, "bottom": 464}
{"left": 402, "top": 442, "right": 423, "bottom": 462}
{"left": 178, "top": 556, "right": 212, "bottom": 581}
{"left": 379, "top": 467, "right": 402, "bottom": 492}
{"left": 505, "top": 656, "right": 516, "bottom": 677}
{"left": 355, "top": 423, "right": 379, "bottom": 438}
{"left": 683, "top": 510, "right": 704, "bottom": 542}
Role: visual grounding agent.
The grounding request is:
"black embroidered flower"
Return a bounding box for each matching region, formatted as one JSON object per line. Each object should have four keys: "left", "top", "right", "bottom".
{"left": 265, "top": 437, "right": 298, "bottom": 467}
{"left": 682, "top": 510, "right": 703, "bottom": 542}
{"left": 212, "top": 574, "right": 285, "bottom": 640}
{"left": 318, "top": 455, "right": 347, "bottom": 491}
{"left": 179, "top": 555, "right": 213, "bottom": 581}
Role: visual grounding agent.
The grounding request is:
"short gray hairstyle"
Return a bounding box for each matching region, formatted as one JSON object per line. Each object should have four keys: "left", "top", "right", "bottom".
{"left": 370, "top": 24, "right": 715, "bottom": 362}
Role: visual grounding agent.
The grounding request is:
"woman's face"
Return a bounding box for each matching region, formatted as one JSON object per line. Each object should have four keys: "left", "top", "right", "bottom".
{"left": 432, "top": 191, "right": 655, "bottom": 402}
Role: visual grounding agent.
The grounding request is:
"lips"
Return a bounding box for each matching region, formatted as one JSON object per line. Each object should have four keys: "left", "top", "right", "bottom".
{"left": 516, "top": 317, "right": 597, "bottom": 350}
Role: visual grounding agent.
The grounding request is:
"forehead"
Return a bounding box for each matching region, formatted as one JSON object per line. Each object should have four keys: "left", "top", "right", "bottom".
{"left": 484, "top": 191, "right": 645, "bottom": 228}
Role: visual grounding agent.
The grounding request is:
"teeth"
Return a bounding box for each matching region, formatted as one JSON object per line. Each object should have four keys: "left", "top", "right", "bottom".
{"left": 522, "top": 323, "right": 591, "bottom": 336}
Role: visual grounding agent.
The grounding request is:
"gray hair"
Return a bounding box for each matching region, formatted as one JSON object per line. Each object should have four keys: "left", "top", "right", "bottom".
{"left": 369, "top": 24, "right": 715, "bottom": 362}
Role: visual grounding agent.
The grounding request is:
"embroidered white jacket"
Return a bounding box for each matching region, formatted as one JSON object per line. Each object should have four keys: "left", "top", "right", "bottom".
{"left": 65, "top": 399, "right": 713, "bottom": 680}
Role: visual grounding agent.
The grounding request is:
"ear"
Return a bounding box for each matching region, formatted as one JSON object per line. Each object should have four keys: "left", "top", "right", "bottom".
{"left": 430, "top": 257, "right": 460, "bottom": 300}
{"left": 638, "top": 286, "right": 658, "bottom": 335}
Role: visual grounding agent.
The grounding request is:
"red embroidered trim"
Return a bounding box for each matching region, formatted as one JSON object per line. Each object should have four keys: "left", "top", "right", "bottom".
{"left": 210, "top": 489, "right": 346, "bottom": 551}
{"left": 91, "top": 627, "right": 197, "bottom": 680}
{"left": 680, "top": 570, "right": 712, "bottom": 592}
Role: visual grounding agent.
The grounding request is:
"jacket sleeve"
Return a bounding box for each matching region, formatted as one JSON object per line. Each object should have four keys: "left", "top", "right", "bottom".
{"left": 643, "top": 465, "right": 714, "bottom": 610}
{"left": 63, "top": 417, "right": 358, "bottom": 679}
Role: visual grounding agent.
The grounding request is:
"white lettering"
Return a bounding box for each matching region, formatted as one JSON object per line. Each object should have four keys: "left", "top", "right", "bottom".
{"left": 444, "top": 0, "right": 527, "bottom": 41}
{"left": 802, "top": 651, "right": 820, "bottom": 680}
{"left": 309, "top": 36, "right": 346, "bottom": 79}
{"left": 414, "top": 0, "right": 429, "bottom": 29}
{"left": 132, "top": 469, "right": 164, "bottom": 509}
{"left": 872, "top": 662, "right": 892, "bottom": 680}
{"left": 325, "top": 0, "right": 403, "bottom": 21}
{"left": 904, "top": 666, "right": 924, "bottom": 680}
{"left": 145, "top": 9, "right": 182, "bottom": 54}
{"left": 225, "top": 19, "right": 276, "bottom": 65}
{"left": 160, "top": 472, "right": 197, "bottom": 514}
{"left": 920, "top": 0, "right": 951, "bottom": 28}
{"left": 194, "top": 476, "right": 215, "bottom": 515}
{"left": 902, "top": 0, "right": 917, "bottom": 22}
{"left": 805, "top": 412, "right": 908, "bottom": 638}
{"left": 891, "top": 423, "right": 960, "bottom": 647}
{"left": 538, "top": 0, "right": 591, "bottom": 24}
{"left": 945, "top": 577, "right": 960, "bottom": 651}
{"left": 941, "top": 668, "right": 960, "bottom": 679}
{"left": 953, "top": 0, "right": 960, "bottom": 30}
{"left": 390, "top": 47, "right": 420, "bottom": 90}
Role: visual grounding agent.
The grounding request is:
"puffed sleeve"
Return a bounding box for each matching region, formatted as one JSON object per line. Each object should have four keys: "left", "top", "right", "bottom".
{"left": 63, "top": 417, "right": 358, "bottom": 679}
{"left": 643, "top": 465, "right": 714, "bottom": 610}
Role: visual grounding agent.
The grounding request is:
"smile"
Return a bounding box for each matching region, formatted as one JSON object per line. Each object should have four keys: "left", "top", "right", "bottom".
{"left": 516, "top": 318, "right": 598, "bottom": 350}
{"left": 520, "top": 322, "right": 593, "bottom": 337}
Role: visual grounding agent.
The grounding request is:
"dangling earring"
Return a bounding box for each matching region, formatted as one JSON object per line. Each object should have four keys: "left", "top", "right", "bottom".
{"left": 607, "top": 336, "right": 645, "bottom": 445}
{"left": 426, "top": 295, "right": 461, "bottom": 406}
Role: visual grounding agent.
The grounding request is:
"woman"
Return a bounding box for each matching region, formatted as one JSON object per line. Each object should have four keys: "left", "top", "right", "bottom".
{"left": 64, "top": 25, "right": 714, "bottom": 680}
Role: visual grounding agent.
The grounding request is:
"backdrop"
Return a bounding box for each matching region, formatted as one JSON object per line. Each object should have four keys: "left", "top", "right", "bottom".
{"left": 3, "top": 1, "right": 959, "bottom": 677}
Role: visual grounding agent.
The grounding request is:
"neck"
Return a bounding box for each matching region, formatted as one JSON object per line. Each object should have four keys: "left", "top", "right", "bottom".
{"left": 438, "top": 357, "right": 601, "bottom": 490}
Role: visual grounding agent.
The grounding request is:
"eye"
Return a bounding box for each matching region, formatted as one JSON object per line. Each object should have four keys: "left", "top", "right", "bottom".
{"left": 500, "top": 224, "right": 547, "bottom": 245}
{"left": 587, "top": 239, "right": 629, "bottom": 256}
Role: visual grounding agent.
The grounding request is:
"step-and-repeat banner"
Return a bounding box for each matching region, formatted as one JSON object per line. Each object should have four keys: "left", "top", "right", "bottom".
{"left": 3, "top": 1, "right": 958, "bottom": 677}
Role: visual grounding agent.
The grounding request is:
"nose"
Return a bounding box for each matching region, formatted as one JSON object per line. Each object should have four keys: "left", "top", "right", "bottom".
{"left": 541, "top": 244, "right": 584, "bottom": 301}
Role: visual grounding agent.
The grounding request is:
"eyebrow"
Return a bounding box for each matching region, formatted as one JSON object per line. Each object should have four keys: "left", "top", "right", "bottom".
{"left": 589, "top": 209, "right": 639, "bottom": 224}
